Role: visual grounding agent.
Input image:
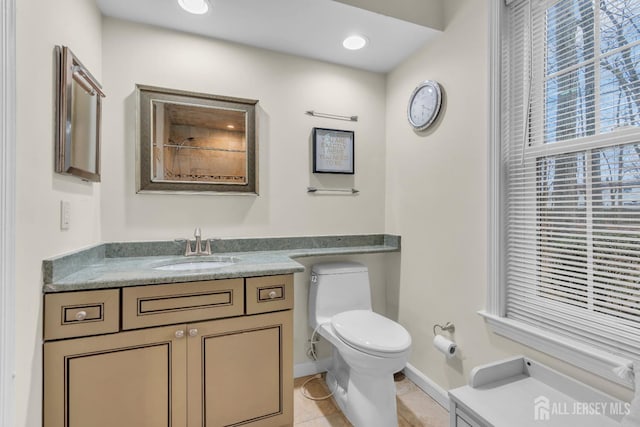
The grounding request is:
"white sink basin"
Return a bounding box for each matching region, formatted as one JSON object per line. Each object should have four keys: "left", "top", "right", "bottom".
{"left": 154, "top": 257, "right": 237, "bottom": 271}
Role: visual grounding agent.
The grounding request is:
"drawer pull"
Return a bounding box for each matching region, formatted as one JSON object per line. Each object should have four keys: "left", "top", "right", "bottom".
{"left": 246, "top": 275, "right": 293, "bottom": 315}
{"left": 189, "top": 328, "right": 199, "bottom": 337}
{"left": 75, "top": 311, "right": 87, "bottom": 321}
{"left": 175, "top": 330, "right": 185, "bottom": 339}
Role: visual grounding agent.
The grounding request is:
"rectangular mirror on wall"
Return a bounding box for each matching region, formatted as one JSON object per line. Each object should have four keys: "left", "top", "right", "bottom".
{"left": 55, "top": 45, "right": 105, "bottom": 182}
{"left": 136, "top": 85, "right": 258, "bottom": 194}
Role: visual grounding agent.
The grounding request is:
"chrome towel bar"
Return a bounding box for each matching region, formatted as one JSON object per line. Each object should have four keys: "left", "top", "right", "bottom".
{"left": 307, "top": 186, "right": 359, "bottom": 194}
{"left": 305, "top": 110, "right": 358, "bottom": 122}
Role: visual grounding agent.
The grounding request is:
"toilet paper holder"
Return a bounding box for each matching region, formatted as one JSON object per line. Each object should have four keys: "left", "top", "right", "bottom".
{"left": 433, "top": 322, "right": 455, "bottom": 335}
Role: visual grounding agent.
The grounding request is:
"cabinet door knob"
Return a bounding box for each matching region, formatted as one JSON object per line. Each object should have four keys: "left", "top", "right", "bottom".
{"left": 189, "top": 328, "right": 199, "bottom": 337}
{"left": 268, "top": 291, "right": 278, "bottom": 299}
{"left": 175, "top": 330, "right": 185, "bottom": 339}
{"left": 75, "top": 310, "right": 87, "bottom": 321}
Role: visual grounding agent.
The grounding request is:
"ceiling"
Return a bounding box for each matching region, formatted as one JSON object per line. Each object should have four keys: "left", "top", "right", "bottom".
{"left": 96, "top": 0, "right": 441, "bottom": 73}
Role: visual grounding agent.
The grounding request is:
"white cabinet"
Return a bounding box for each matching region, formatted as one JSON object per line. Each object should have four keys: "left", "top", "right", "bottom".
{"left": 449, "top": 357, "right": 626, "bottom": 427}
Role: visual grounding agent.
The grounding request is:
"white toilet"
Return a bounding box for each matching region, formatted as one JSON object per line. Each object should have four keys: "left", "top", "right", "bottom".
{"left": 308, "top": 262, "right": 411, "bottom": 427}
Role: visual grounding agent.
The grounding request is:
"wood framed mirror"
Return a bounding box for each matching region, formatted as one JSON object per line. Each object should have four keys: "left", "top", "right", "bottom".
{"left": 55, "top": 46, "right": 105, "bottom": 182}
{"left": 136, "top": 85, "right": 258, "bottom": 194}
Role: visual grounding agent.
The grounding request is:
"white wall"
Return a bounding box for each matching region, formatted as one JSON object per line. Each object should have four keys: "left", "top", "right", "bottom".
{"left": 13, "top": 13, "right": 388, "bottom": 425}
{"left": 100, "top": 18, "right": 387, "bottom": 242}
{"left": 100, "top": 17, "right": 390, "bottom": 367}
{"left": 385, "top": 0, "right": 487, "bottom": 394}
{"left": 385, "top": 0, "right": 633, "bottom": 402}
{"left": 15, "top": 0, "right": 103, "bottom": 425}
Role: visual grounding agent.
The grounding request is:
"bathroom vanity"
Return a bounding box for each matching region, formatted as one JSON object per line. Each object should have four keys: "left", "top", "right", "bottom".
{"left": 43, "top": 274, "right": 293, "bottom": 427}
{"left": 41, "top": 234, "right": 401, "bottom": 427}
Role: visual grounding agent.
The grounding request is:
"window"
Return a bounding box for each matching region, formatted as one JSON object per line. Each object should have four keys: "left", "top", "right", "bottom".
{"left": 486, "top": 0, "right": 640, "bottom": 385}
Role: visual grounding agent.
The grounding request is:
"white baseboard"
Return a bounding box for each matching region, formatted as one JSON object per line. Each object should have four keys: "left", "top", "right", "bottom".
{"left": 403, "top": 363, "right": 450, "bottom": 410}
{"left": 294, "top": 358, "right": 331, "bottom": 378}
{"left": 294, "top": 360, "right": 450, "bottom": 411}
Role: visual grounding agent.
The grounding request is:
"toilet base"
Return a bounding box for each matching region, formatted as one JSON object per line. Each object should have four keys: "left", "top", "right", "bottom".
{"left": 326, "top": 353, "right": 399, "bottom": 427}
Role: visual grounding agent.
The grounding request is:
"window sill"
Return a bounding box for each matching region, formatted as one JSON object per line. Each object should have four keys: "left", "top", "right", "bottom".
{"left": 478, "top": 310, "right": 633, "bottom": 389}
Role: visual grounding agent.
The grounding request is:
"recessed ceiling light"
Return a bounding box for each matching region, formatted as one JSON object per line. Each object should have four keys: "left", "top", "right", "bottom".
{"left": 342, "top": 35, "right": 368, "bottom": 50}
{"left": 226, "top": 124, "right": 235, "bottom": 129}
{"left": 178, "top": 0, "right": 209, "bottom": 15}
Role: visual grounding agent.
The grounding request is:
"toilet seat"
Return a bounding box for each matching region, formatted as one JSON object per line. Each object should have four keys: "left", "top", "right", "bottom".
{"left": 331, "top": 310, "right": 411, "bottom": 357}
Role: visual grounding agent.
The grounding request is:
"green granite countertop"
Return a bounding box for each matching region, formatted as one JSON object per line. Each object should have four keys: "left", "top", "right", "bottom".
{"left": 43, "top": 234, "right": 400, "bottom": 292}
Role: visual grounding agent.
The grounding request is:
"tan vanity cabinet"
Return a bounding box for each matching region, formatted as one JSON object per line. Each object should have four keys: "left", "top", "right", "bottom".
{"left": 187, "top": 310, "right": 292, "bottom": 427}
{"left": 44, "top": 274, "right": 294, "bottom": 427}
{"left": 44, "top": 324, "right": 188, "bottom": 427}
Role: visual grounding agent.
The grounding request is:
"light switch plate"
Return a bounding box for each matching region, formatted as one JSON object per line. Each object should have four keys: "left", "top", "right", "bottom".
{"left": 60, "top": 200, "right": 70, "bottom": 230}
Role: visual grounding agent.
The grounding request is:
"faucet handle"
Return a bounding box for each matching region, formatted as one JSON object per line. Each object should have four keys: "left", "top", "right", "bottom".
{"left": 184, "top": 240, "right": 195, "bottom": 256}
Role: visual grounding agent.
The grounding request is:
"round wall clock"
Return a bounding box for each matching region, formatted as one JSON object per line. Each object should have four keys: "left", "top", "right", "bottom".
{"left": 407, "top": 80, "right": 442, "bottom": 131}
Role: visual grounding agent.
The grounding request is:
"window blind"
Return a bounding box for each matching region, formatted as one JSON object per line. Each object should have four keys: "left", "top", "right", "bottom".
{"left": 502, "top": 0, "right": 640, "bottom": 360}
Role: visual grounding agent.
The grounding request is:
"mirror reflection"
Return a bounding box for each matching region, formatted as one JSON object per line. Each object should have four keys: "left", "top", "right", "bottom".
{"left": 55, "top": 45, "right": 104, "bottom": 182}
{"left": 70, "top": 77, "right": 99, "bottom": 174}
{"left": 152, "top": 102, "right": 247, "bottom": 185}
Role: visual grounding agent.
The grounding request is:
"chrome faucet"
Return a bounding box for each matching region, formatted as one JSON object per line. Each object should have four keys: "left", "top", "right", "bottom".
{"left": 185, "top": 227, "right": 212, "bottom": 256}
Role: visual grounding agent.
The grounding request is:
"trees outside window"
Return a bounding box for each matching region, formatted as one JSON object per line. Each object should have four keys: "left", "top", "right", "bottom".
{"left": 533, "top": 0, "right": 640, "bottom": 327}
{"left": 491, "top": 0, "right": 640, "bottom": 373}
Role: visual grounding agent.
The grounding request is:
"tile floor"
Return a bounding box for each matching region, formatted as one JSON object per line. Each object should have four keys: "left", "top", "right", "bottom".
{"left": 293, "top": 373, "right": 450, "bottom": 427}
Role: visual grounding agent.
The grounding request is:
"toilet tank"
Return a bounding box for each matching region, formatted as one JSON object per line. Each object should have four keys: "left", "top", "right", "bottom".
{"left": 309, "top": 262, "right": 372, "bottom": 328}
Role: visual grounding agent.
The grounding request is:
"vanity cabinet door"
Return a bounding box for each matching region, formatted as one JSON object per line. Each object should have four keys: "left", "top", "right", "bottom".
{"left": 187, "top": 311, "right": 293, "bottom": 427}
{"left": 44, "top": 325, "right": 188, "bottom": 427}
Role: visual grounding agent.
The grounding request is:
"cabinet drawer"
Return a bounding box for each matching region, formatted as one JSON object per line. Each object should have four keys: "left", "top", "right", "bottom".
{"left": 122, "top": 279, "right": 244, "bottom": 329}
{"left": 245, "top": 275, "right": 293, "bottom": 315}
{"left": 456, "top": 416, "right": 473, "bottom": 427}
{"left": 455, "top": 408, "right": 484, "bottom": 427}
{"left": 44, "top": 289, "right": 120, "bottom": 340}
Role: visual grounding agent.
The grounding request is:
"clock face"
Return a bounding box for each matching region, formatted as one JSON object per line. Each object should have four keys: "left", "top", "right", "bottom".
{"left": 408, "top": 80, "right": 442, "bottom": 131}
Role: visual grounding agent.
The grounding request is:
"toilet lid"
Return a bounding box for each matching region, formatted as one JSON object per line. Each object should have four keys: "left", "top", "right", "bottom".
{"left": 331, "top": 310, "right": 411, "bottom": 355}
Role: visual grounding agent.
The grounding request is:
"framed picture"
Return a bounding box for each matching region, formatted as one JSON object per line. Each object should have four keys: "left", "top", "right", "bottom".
{"left": 136, "top": 85, "right": 258, "bottom": 194}
{"left": 312, "top": 128, "right": 355, "bottom": 174}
